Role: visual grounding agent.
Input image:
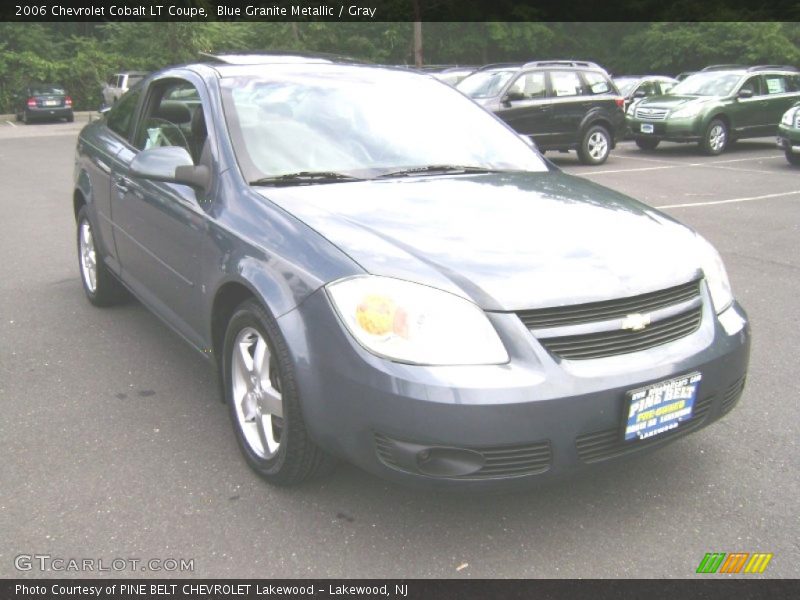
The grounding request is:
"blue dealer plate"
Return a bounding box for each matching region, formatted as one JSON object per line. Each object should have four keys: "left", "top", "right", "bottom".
{"left": 624, "top": 372, "right": 702, "bottom": 442}
{"left": 640, "top": 123, "right": 654, "bottom": 134}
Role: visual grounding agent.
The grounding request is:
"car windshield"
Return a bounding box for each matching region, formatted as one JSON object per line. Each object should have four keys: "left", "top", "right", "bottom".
{"left": 669, "top": 72, "right": 742, "bottom": 97}
{"left": 30, "top": 84, "right": 65, "bottom": 95}
{"left": 221, "top": 67, "right": 547, "bottom": 182}
{"left": 456, "top": 70, "right": 516, "bottom": 99}
{"left": 613, "top": 78, "right": 640, "bottom": 96}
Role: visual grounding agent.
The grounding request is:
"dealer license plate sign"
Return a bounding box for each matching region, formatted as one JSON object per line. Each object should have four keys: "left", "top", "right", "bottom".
{"left": 624, "top": 372, "right": 701, "bottom": 441}
{"left": 640, "top": 123, "right": 654, "bottom": 134}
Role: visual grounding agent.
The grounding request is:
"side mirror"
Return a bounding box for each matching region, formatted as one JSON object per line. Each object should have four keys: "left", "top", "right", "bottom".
{"left": 502, "top": 91, "right": 526, "bottom": 104}
{"left": 738, "top": 88, "right": 754, "bottom": 99}
{"left": 129, "top": 146, "right": 210, "bottom": 192}
{"left": 633, "top": 89, "right": 647, "bottom": 98}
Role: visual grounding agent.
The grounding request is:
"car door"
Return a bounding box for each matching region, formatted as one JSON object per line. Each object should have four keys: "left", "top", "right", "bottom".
{"left": 761, "top": 73, "right": 798, "bottom": 132}
{"left": 111, "top": 75, "right": 211, "bottom": 348}
{"left": 493, "top": 71, "right": 553, "bottom": 146}
{"left": 730, "top": 75, "right": 767, "bottom": 137}
{"left": 547, "top": 70, "right": 591, "bottom": 147}
{"left": 87, "top": 86, "right": 144, "bottom": 274}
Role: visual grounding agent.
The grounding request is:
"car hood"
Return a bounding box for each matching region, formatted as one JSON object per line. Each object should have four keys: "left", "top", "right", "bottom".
{"left": 256, "top": 172, "right": 702, "bottom": 311}
{"left": 638, "top": 95, "right": 713, "bottom": 110}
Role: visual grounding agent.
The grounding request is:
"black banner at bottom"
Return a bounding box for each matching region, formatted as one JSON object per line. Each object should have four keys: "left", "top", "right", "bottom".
{"left": 2, "top": 579, "right": 799, "bottom": 600}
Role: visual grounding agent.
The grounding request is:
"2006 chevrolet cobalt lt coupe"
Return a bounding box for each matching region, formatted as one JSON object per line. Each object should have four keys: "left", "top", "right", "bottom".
{"left": 73, "top": 54, "right": 750, "bottom": 489}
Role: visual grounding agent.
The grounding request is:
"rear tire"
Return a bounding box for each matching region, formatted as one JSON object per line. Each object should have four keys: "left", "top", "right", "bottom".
{"left": 223, "top": 299, "right": 334, "bottom": 486}
{"left": 635, "top": 137, "right": 660, "bottom": 151}
{"left": 577, "top": 124, "right": 611, "bottom": 165}
{"left": 700, "top": 118, "right": 728, "bottom": 155}
{"left": 76, "top": 206, "right": 128, "bottom": 307}
{"left": 787, "top": 151, "right": 800, "bottom": 166}
{"left": 66, "top": 113, "right": 74, "bottom": 123}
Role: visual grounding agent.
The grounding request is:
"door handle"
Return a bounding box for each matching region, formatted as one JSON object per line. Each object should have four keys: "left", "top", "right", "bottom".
{"left": 114, "top": 176, "right": 130, "bottom": 194}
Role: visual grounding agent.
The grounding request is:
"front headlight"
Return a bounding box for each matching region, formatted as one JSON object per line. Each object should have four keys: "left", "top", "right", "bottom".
{"left": 671, "top": 104, "right": 703, "bottom": 119}
{"left": 695, "top": 235, "right": 733, "bottom": 314}
{"left": 781, "top": 106, "right": 799, "bottom": 126}
{"left": 326, "top": 275, "right": 509, "bottom": 365}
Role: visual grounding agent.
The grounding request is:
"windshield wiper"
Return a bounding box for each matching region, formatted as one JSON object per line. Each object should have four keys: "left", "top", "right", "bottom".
{"left": 375, "top": 165, "right": 504, "bottom": 179}
{"left": 250, "top": 171, "right": 363, "bottom": 186}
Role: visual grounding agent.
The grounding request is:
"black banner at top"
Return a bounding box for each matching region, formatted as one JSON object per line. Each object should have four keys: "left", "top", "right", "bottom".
{"left": 2, "top": 0, "right": 800, "bottom": 22}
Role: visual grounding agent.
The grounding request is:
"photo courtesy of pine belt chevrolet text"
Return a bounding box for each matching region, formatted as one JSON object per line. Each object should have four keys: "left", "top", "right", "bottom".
{"left": 72, "top": 53, "right": 750, "bottom": 490}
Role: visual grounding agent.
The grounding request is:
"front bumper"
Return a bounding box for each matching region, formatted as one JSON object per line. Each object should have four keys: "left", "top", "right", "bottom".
{"left": 626, "top": 115, "right": 702, "bottom": 143}
{"left": 777, "top": 124, "right": 800, "bottom": 153}
{"left": 279, "top": 286, "right": 750, "bottom": 490}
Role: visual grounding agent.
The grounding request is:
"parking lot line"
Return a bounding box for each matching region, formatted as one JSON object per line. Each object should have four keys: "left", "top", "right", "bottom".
{"left": 5, "top": 120, "right": 16, "bottom": 127}
{"left": 656, "top": 190, "right": 800, "bottom": 209}
{"left": 579, "top": 153, "right": 786, "bottom": 177}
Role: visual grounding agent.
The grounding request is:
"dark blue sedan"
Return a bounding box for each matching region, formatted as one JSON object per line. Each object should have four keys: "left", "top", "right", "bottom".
{"left": 73, "top": 54, "right": 750, "bottom": 489}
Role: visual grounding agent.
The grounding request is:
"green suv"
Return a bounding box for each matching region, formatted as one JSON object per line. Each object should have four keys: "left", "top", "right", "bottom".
{"left": 777, "top": 101, "right": 800, "bottom": 166}
{"left": 627, "top": 65, "right": 800, "bottom": 155}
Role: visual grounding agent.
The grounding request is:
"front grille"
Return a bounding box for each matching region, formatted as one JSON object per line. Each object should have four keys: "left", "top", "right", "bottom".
{"left": 374, "top": 433, "right": 552, "bottom": 479}
{"left": 575, "top": 395, "right": 714, "bottom": 463}
{"left": 721, "top": 376, "right": 746, "bottom": 413}
{"left": 635, "top": 107, "right": 669, "bottom": 120}
{"left": 517, "top": 280, "right": 700, "bottom": 329}
{"left": 538, "top": 307, "right": 702, "bottom": 360}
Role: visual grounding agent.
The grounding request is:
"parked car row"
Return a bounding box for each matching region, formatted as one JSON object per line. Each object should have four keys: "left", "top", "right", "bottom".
{"left": 451, "top": 61, "right": 800, "bottom": 166}
{"left": 73, "top": 53, "right": 752, "bottom": 490}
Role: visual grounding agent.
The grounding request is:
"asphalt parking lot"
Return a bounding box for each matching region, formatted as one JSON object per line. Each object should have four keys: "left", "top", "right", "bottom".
{"left": 1, "top": 119, "right": 798, "bottom": 579}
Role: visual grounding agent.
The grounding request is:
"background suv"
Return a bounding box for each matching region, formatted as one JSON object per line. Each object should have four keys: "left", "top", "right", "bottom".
{"left": 627, "top": 65, "right": 800, "bottom": 155}
{"left": 457, "top": 61, "right": 625, "bottom": 165}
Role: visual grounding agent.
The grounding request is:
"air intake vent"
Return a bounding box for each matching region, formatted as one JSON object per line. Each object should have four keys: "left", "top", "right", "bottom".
{"left": 374, "top": 433, "right": 551, "bottom": 479}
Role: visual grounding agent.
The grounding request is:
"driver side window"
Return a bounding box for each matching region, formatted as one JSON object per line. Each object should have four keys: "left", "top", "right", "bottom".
{"left": 507, "top": 72, "right": 547, "bottom": 100}
{"left": 134, "top": 80, "right": 207, "bottom": 162}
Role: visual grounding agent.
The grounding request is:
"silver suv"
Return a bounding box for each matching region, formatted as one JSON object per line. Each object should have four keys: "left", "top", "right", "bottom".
{"left": 102, "top": 72, "right": 147, "bottom": 106}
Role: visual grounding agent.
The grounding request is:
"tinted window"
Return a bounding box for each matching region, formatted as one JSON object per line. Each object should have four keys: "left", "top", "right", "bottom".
{"left": 30, "top": 84, "right": 65, "bottom": 95}
{"left": 507, "top": 72, "right": 547, "bottom": 99}
{"left": 107, "top": 88, "right": 141, "bottom": 140}
{"left": 134, "top": 80, "right": 198, "bottom": 154}
{"left": 456, "top": 70, "right": 517, "bottom": 99}
{"left": 582, "top": 71, "right": 611, "bottom": 95}
{"left": 740, "top": 76, "right": 763, "bottom": 96}
{"left": 550, "top": 71, "right": 584, "bottom": 97}
{"left": 763, "top": 75, "right": 789, "bottom": 95}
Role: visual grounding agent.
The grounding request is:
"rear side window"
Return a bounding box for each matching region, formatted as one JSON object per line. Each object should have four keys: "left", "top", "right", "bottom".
{"left": 763, "top": 75, "right": 788, "bottom": 95}
{"left": 128, "top": 75, "right": 144, "bottom": 87}
{"left": 107, "top": 88, "right": 141, "bottom": 140}
{"left": 550, "top": 71, "right": 584, "bottom": 97}
{"left": 507, "top": 72, "right": 547, "bottom": 99}
{"left": 582, "top": 71, "right": 611, "bottom": 95}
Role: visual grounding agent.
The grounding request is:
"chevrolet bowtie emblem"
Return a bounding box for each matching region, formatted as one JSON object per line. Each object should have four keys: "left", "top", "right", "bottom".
{"left": 621, "top": 313, "right": 651, "bottom": 331}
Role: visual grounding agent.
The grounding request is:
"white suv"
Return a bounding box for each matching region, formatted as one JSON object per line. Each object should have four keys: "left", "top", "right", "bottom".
{"left": 102, "top": 72, "right": 147, "bottom": 106}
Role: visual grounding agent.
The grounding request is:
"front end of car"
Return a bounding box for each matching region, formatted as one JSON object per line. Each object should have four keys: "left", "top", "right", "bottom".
{"left": 777, "top": 103, "right": 800, "bottom": 164}
{"left": 626, "top": 98, "right": 711, "bottom": 144}
{"left": 278, "top": 249, "right": 749, "bottom": 490}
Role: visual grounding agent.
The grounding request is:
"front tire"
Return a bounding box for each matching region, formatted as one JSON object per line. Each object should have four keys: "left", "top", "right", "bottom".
{"left": 787, "top": 151, "right": 800, "bottom": 166}
{"left": 635, "top": 137, "right": 660, "bottom": 150}
{"left": 223, "top": 299, "right": 332, "bottom": 486}
{"left": 577, "top": 124, "right": 611, "bottom": 165}
{"left": 76, "top": 206, "right": 128, "bottom": 306}
{"left": 701, "top": 118, "right": 728, "bottom": 155}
